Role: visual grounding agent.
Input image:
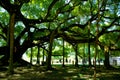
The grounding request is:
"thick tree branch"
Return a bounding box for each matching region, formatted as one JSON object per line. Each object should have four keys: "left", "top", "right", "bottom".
{"left": 59, "top": 32, "right": 95, "bottom": 44}
{"left": 98, "top": 17, "right": 119, "bottom": 37}
{"left": 44, "top": 0, "right": 59, "bottom": 19}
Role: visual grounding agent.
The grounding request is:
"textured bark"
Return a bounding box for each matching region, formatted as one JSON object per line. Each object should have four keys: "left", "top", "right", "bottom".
{"left": 47, "top": 31, "right": 55, "bottom": 70}
{"left": 0, "top": 43, "right": 31, "bottom": 66}
{"left": 8, "top": 13, "right": 16, "bottom": 74}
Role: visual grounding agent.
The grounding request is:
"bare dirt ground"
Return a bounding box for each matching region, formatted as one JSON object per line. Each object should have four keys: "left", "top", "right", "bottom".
{"left": 0, "top": 65, "right": 120, "bottom": 80}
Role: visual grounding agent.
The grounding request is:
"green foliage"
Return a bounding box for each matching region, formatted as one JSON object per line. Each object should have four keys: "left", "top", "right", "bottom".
{"left": 26, "top": 46, "right": 38, "bottom": 58}
{"left": 99, "top": 33, "right": 119, "bottom": 46}
{"left": 0, "top": 39, "right": 6, "bottom": 46}
{"left": 21, "top": 0, "right": 50, "bottom": 19}
{"left": 0, "top": 7, "right": 9, "bottom": 46}
{"left": 52, "top": 38, "right": 74, "bottom": 57}
{"left": 14, "top": 21, "right": 25, "bottom": 38}
{"left": 0, "top": 7, "right": 9, "bottom": 25}
{"left": 0, "top": 0, "right": 120, "bottom": 63}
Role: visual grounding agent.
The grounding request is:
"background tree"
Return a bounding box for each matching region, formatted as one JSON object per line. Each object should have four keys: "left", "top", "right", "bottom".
{"left": 36, "top": 45, "right": 40, "bottom": 65}
{"left": 74, "top": 44, "right": 79, "bottom": 67}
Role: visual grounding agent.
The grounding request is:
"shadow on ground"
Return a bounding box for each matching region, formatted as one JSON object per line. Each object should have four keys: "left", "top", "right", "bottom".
{"left": 0, "top": 65, "right": 120, "bottom": 80}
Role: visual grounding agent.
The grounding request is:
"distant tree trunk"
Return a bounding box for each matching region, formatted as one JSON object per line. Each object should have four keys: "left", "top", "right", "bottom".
{"left": 88, "top": 22, "right": 92, "bottom": 67}
{"left": 104, "top": 46, "right": 110, "bottom": 68}
{"left": 62, "top": 39, "right": 65, "bottom": 67}
{"left": 98, "top": 50, "right": 100, "bottom": 67}
{"left": 30, "top": 47, "right": 33, "bottom": 65}
{"left": 36, "top": 45, "right": 40, "bottom": 65}
{"left": 8, "top": 13, "right": 16, "bottom": 74}
{"left": 42, "top": 49, "right": 45, "bottom": 62}
{"left": 42, "top": 49, "right": 45, "bottom": 65}
{"left": 82, "top": 44, "right": 85, "bottom": 66}
{"left": 65, "top": 57, "right": 68, "bottom": 63}
{"left": 74, "top": 44, "right": 79, "bottom": 67}
{"left": 88, "top": 43, "right": 91, "bottom": 67}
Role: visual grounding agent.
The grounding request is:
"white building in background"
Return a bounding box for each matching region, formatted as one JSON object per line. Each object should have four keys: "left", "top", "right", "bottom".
{"left": 109, "top": 56, "right": 120, "bottom": 66}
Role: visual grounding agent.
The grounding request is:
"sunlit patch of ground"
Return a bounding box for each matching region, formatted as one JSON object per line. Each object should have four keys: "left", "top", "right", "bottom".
{"left": 0, "top": 65, "right": 120, "bottom": 80}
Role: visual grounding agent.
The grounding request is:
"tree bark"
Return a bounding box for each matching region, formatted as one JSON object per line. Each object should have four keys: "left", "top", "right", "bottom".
{"left": 74, "top": 44, "right": 79, "bottom": 67}
{"left": 62, "top": 39, "right": 65, "bottom": 67}
{"left": 47, "top": 30, "right": 56, "bottom": 70}
{"left": 36, "top": 46, "right": 40, "bottom": 65}
{"left": 88, "top": 21, "right": 92, "bottom": 67}
{"left": 104, "top": 46, "right": 110, "bottom": 68}
{"left": 82, "top": 44, "right": 86, "bottom": 66}
{"left": 8, "top": 13, "right": 16, "bottom": 74}
{"left": 42, "top": 49, "right": 45, "bottom": 66}
{"left": 30, "top": 47, "right": 33, "bottom": 65}
{"left": 94, "top": 0, "right": 100, "bottom": 79}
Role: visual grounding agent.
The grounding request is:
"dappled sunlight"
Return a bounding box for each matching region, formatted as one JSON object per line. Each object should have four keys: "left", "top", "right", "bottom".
{"left": 1, "top": 65, "right": 120, "bottom": 80}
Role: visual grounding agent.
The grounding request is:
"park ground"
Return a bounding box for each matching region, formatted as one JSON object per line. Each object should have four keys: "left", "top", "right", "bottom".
{"left": 0, "top": 65, "right": 120, "bottom": 80}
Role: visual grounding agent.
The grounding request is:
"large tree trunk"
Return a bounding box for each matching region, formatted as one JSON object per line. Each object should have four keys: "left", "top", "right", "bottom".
{"left": 0, "top": 41, "right": 32, "bottom": 66}
{"left": 47, "top": 30, "right": 56, "bottom": 70}
{"left": 14, "top": 40, "right": 32, "bottom": 65}
{"left": 0, "top": 30, "right": 35, "bottom": 66}
{"left": 8, "top": 13, "right": 16, "bottom": 74}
